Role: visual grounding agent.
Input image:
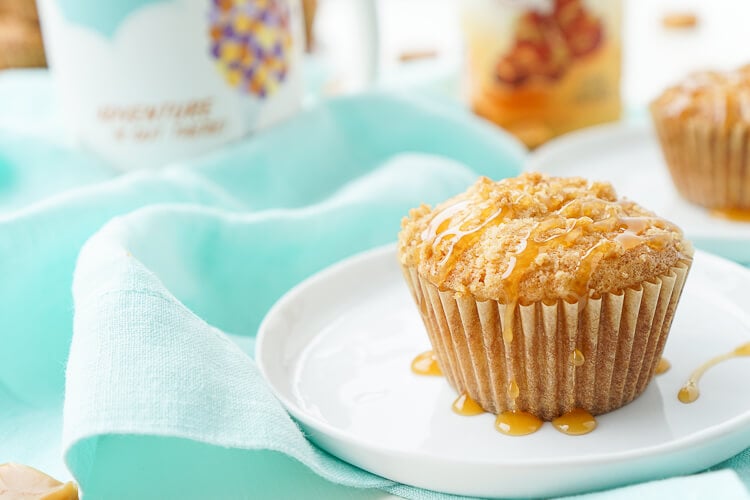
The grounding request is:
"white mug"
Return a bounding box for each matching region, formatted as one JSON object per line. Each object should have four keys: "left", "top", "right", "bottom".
{"left": 37, "top": 0, "right": 377, "bottom": 170}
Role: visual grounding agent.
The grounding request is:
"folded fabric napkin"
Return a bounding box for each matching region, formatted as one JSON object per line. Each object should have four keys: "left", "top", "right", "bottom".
{"left": 1, "top": 70, "right": 749, "bottom": 499}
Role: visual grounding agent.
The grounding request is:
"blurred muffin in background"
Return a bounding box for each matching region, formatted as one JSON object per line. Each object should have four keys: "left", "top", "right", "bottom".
{"left": 651, "top": 66, "right": 750, "bottom": 213}
{"left": 0, "top": 0, "right": 47, "bottom": 69}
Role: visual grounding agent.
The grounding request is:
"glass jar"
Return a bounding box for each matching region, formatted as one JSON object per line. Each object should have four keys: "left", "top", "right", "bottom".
{"left": 462, "top": 0, "right": 622, "bottom": 148}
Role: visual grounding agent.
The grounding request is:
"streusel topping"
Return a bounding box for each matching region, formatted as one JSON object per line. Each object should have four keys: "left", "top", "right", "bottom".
{"left": 651, "top": 66, "right": 750, "bottom": 126}
{"left": 398, "top": 172, "right": 692, "bottom": 303}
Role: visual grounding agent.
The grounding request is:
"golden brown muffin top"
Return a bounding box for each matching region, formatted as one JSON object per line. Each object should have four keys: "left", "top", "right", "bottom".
{"left": 651, "top": 66, "right": 750, "bottom": 126}
{"left": 398, "top": 173, "right": 693, "bottom": 303}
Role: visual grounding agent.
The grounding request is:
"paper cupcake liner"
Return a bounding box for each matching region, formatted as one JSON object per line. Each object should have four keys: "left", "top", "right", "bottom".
{"left": 402, "top": 260, "right": 691, "bottom": 421}
{"left": 651, "top": 110, "right": 750, "bottom": 210}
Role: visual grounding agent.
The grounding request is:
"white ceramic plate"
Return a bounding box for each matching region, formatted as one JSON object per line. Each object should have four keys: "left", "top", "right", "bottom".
{"left": 256, "top": 245, "right": 750, "bottom": 498}
{"left": 526, "top": 122, "right": 750, "bottom": 265}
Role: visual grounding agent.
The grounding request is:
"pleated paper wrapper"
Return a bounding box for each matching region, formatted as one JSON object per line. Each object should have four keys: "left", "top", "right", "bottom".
{"left": 402, "top": 259, "right": 691, "bottom": 421}
{"left": 651, "top": 110, "right": 750, "bottom": 210}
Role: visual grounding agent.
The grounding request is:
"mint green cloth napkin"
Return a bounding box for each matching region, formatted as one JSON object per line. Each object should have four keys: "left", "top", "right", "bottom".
{"left": 1, "top": 70, "right": 749, "bottom": 499}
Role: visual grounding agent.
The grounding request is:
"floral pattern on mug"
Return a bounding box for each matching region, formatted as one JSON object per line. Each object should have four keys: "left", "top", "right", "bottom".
{"left": 209, "top": 0, "right": 292, "bottom": 98}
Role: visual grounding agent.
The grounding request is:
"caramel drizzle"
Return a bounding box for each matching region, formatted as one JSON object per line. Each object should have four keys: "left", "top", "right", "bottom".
{"left": 423, "top": 197, "right": 678, "bottom": 304}
{"left": 507, "top": 380, "right": 520, "bottom": 400}
{"left": 495, "top": 410, "right": 543, "bottom": 436}
{"left": 678, "top": 342, "right": 750, "bottom": 403}
{"left": 496, "top": 374, "right": 547, "bottom": 435}
{"left": 411, "top": 351, "right": 596, "bottom": 436}
{"left": 552, "top": 408, "right": 597, "bottom": 435}
{"left": 452, "top": 393, "right": 485, "bottom": 416}
{"left": 422, "top": 200, "right": 506, "bottom": 284}
{"left": 656, "top": 357, "right": 671, "bottom": 375}
{"left": 411, "top": 350, "right": 442, "bottom": 376}
{"left": 710, "top": 208, "right": 750, "bottom": 222}
{"left": 571, "top": 349, "right": 585, "bottom": 367}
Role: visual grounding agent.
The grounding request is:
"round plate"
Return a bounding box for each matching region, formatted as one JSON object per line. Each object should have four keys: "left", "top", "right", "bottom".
{"left": 526, "top": 122, "right": 750, "bottom": 265}
{"left": 256, "top": 245, "right": 750, "bottom": 498}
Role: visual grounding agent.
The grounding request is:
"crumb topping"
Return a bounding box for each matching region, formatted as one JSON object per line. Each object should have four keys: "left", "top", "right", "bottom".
{"left": 398, "top": 172, "right": 693, "bottom": 303}
{"left": 651, "top": 66, "right": 750, "bottom": 126}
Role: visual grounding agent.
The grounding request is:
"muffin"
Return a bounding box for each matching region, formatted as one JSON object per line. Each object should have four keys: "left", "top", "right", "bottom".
{"left": 651, "top": 66, "right": 750, "bottom": 211}
{"left": 398, "top": 173, "right": 693, "bottom": 421}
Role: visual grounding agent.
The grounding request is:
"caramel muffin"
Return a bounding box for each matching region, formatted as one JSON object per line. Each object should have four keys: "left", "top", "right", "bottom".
{"left": 398, "top": 173, "right": 692, "bottom": 421}
{"left": 651, "top": 66, "right": 750, "bottom": 211}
